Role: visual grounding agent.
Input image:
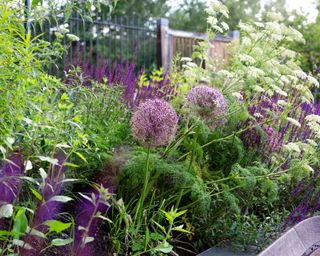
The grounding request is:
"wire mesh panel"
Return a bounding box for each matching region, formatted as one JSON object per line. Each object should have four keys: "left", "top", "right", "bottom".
{"left": 31, "top": 12, "right": 158, "bottom": 77}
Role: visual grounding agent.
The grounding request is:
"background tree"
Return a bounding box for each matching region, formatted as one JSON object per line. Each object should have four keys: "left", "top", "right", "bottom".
{"left": 222, "top": 0, "right": 262, "bottom": 30}
{"left": 168, "top": 0, "right": 207, "bottom": 32}
{"left": 110, "top": 0, "right": 170, "bottom": 17}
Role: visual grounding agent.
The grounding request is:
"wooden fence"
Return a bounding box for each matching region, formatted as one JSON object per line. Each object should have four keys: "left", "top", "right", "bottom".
{"left": 157, "top": 18, "right": 240, "bottom": 70}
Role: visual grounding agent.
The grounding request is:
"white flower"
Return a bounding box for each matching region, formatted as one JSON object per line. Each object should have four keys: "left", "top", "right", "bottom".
{"left": 181, "top": 57, "right": 193, "bottom": 62}
{"left": 305, "top": 114, "right": 320, "bottom": 138}
{"left": 186, "top": 62, "right": 198, "bottom": 68}
{"left": 254, "top": 22, "right": 264, "bottom": 28}
{"left": 253, "top": 85, "right": 265, "bottom": 93}
{"left": 284, "top": 27, "right": 305, "bottom": 43}
{"left": 266, "top": 12, "right": 284, "bottom": 22}
{"left": 231, "top": 92, "right": 243, "bottom": 101}
{"left": 220, "top": 22, "right": 229, "bottom": 31}
{"left": 239, "top": 54, "right": 256, "bottom": 65}
{"left": 247, "top": 66, "right": 265, "bottom": 79}
{"left": 212, "top": 25, "right": 223, "bottom": 33}
{"left": 306, "top": 139, "right": 317, "bottom": 147}
{"left": 287, "top": 117, "right": 301, "bottom": 128}
{"left": 239, "top": 22, "right": 255, "bottom": 33}
{"left": 58, "top": 23, "right": 69, "bottom": 34}
{"left": 307, "top": 76, "right": 319, "bottom": 88}
{"left": 294, "top": 70, "right": 307, "bottom": 80}
{"left": 283, "top": 142, "right": 301, "bottom": 154}
{"left": 280, "top": 48, "right": 297, "bottom": 59}
{"left": 280, "top": 75, "right": 290, "bottom": 85}
{"left": 217, "top": 70, "right": 234, "bottom": 78}
{"left": 207, "top": 16, "right": 218, "bottom": 26}
{"left": 66, "top": 34, "right": 80, "bottom": 41}
{"left": 241, "top": 37, "right": 252, "bottom": 47}
{"left": 266, "top": 22, "right": 282, "bottom": 34}
{"left": 277, "top": 100, "right": 287, "bottom": 107}
{"left": 253, "top": 112, "right": 264, "bottom": 119}
{"left": 270, "top": 84, "right": 287, "bottom": 97}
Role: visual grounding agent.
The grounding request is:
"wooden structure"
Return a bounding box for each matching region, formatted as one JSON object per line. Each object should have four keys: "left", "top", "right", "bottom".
{"left": 157, "top": 18, "right": 240, "bottom": 70}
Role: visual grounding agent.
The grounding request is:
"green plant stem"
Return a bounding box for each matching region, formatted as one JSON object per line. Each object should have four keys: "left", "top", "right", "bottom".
{"left": 134, "top": 147, "right": 151, "bottom": 233}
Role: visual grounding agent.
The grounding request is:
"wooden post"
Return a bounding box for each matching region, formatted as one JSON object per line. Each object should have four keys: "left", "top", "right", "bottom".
{"left": 228, "top": 30, "right": 240, "bottom": 44}
{"left": 157, "top": 18, "right": 170, "bottom": 70}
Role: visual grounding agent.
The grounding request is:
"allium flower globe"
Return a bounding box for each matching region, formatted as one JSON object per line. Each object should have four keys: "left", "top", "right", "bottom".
{"left": 186, "top": 85, "right": 228, "bottom": 129}
{"left": 131, "top": 99, "right": 178, "bottom": 147}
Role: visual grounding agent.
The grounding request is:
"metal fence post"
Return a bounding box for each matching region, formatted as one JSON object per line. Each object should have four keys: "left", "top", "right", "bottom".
{"left": 24, "top": 0, "right": 31, "bottom": 34}
{"left": 157, "top": 18, "right": 170, "bottom": 70}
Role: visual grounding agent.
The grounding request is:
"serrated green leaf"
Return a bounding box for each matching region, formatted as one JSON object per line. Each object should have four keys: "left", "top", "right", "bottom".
{"left": 152, "top": 241, "right": 173, "bottom": 253}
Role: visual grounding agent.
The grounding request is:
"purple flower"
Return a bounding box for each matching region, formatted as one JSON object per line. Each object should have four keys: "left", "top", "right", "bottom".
{"left": 186, "top": 85, "right": 228, "bottom": 129}
{"left": 131, "top": 99, "right": 178, "bottom": 147}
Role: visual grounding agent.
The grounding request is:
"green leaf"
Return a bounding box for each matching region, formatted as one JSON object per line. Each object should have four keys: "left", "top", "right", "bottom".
{"left": 51, "top": 238, "right": 73, "bottom": 247}
{"left": 132, "top": 242, "right": 144, "bottom": 252}
{"left": 74, "top": 152, "right": 88, "bottom": 163}
{"left": 37, "top": 156, "right": 58, "bottom": 165}
{"left": 26, "top": 227, "right": 46, "bottom": 238}
{"left": 150, "top": 232, "right": 165, "bottom": 241}
{"left": 83, "top": 236, "right": 94, "bottom": 245}
{"left": 152, "top": 241, "right": 173, "bottom": 253}
{"left": 31, "top": 0, "right": 42, "bottom": 8}
{"left": 173, "top": 209, "right": 188, "bottom": 219}
{"left": 12, "top": 239, "right": 33, "bottom": 250}
{"left": 63, "top": 162, "right": 79, "bottom": 168}
{"left": 39, "top": 168, "right": 47, "bottom": 181}
{"left": 44, "top": 220, "right": 72, "bottom": 234}
{"left": 48, "top": 196, "right": 73, "bottom": 203}
{"left": 152, "top": 220, "right": 166, "bottom": 233}
{"left": 24, "top": 160, "right": 32, "bottom": 171}
{"left": 12, "top": 209, "right": 28, "bottom": 237}
{"left": 0, "top": 204, "right": 13, "bottom": 218}
{"left": 30, "top": 187, "right": 43, "bottom": 201}
{"left": 172, "top": 226, "right": 192, "bottom": 234}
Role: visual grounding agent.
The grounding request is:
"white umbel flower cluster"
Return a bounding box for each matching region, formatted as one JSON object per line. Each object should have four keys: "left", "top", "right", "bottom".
{"left": 305, "top": 114, "right": 320, "bottom": 139}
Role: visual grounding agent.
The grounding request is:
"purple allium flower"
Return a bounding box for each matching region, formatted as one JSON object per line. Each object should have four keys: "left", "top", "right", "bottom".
{"left": 186, "top": 85, "right": 228, "bottom": 129}
{"left": 131, "top": 99, "right": 178, "bottom": 147}
{"left": 241, "top": 125, "right": 282, "bottom": 155}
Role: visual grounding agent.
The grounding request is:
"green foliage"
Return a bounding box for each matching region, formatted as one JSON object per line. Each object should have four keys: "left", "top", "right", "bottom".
{"left": 119, "top": 149, "right": 211, "bottom": 217}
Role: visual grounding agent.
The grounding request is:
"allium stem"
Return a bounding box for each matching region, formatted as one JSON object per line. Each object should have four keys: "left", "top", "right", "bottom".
{"left": 134, "top": 147, "right": 151, "bottom": 233}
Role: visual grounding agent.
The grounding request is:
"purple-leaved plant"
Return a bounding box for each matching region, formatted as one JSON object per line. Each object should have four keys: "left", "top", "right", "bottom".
{"left": 0, "top": 152, "right": 24, "bottom": 230}
{"left": 0, "top": 152, "right": 24, "bottom": 206}
{"left": 21, "top": 151, "right": 69, "bottom": 255}
{"left": 73, "top": 184, "right": 113, "bottom": 256}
